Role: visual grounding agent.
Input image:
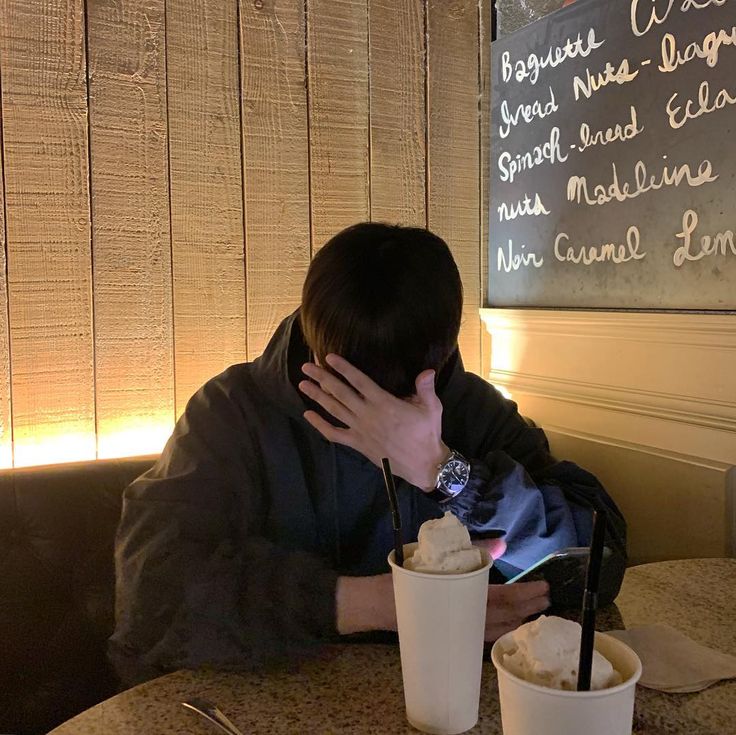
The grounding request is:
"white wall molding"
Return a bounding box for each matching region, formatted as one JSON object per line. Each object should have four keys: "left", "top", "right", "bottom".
{"left": 480, "top": 308, "right": 736, "bottom": 563}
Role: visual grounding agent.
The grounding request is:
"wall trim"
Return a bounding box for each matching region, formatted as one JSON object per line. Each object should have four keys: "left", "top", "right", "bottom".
{"left": 480, "top": 308, "right": 736, "bottom": 561}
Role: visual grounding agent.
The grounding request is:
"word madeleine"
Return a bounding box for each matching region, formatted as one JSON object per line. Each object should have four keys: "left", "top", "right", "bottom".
{"left": 567, "top": 158, "right": 718, "bottom": 206}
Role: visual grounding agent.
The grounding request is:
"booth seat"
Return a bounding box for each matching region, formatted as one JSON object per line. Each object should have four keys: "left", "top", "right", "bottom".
{"left": 0, "top": 456, "right": 156, "bottom": 735}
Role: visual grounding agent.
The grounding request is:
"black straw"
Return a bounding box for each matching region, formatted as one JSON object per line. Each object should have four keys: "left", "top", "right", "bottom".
{"left": 577, "top": 508, "right": 607, "bottom": 691}
{"left": 381, "top": 457, "right": 403, "bottom": 567}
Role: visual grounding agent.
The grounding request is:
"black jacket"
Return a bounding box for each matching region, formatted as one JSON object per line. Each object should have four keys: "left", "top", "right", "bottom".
{"left": 110, "top": 311, "right": 626, "bottom": 685}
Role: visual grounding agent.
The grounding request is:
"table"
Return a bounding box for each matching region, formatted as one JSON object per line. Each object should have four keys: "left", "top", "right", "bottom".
{"left": 49, "top": 559, "right": 736, "bottom": 735}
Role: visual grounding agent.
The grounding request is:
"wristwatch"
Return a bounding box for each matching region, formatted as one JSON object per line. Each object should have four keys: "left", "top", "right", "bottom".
{"left": 428, "top": 449, "right": 471, "bottom": 503}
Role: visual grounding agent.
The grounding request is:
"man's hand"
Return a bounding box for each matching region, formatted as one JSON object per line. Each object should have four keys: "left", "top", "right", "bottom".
{"left": 299, "top": 354, "right": 448, "bottom": 490}
{"left": 485, "top": 581, "right": 549, "bottom": 642}
{"left": 336, "top": 574, "right": 549, "bottom": 641}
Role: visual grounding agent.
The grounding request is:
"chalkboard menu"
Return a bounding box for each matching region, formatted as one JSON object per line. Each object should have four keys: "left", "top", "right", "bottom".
{"left": 489, "top": 0, "right": 736, "bottom": 309}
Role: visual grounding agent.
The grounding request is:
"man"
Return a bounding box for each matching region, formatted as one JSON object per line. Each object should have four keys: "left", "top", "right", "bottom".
{"left": 111, "top": 223, "right": 626, "bottom": 686}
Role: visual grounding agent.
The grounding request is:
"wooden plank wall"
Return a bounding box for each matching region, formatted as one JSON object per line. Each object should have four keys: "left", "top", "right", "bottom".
{"left": 0, "top": 0, "right": 96, "bottom": 467}
{"left": 168, "top": 0, "right": 246, "bottom": 414}
{"left": 0, "top": 0, "right": 491, "bottom": 467}
{"left": 87, "top": 0, "right": 174, "bottom": 459}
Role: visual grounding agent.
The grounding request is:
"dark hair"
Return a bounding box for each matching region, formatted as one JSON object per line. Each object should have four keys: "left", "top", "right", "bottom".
{"left": 300, "top": 222, "right": 463, "bottom": 397}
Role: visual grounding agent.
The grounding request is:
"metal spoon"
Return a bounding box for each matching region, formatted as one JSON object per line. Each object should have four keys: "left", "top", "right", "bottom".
{"left": 181, "top": 697, "right": 246, "bottom": 735}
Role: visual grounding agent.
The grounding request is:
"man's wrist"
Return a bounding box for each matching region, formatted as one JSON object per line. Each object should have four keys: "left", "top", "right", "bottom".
{"left": 335, "top": 574, "right": 396, "bottom": 635}
{"left": 418, "top": 441, "right": 451, "bottom": 492}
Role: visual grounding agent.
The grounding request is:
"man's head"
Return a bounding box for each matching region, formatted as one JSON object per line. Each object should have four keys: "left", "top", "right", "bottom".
{"left": 300, "top": 222, "right": 463, "bottom": 398}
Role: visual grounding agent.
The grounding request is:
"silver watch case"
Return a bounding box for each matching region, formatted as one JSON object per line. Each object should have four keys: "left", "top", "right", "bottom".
{"left": 436, "top": 450, "right": 471, "bottom": 498}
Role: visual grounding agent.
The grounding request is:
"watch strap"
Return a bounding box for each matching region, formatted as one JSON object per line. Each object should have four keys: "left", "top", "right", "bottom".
{"left": 428, "top": 449, "right": 470, "bottom": 503}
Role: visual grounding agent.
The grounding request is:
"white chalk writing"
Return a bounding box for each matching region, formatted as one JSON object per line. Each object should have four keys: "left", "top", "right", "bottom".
{"left": 567, "top": 158, "right": 718, "bottom": 206}
{"left": 659, "top": 26, "right": 736, "bottom": 72}
{"left": 499, "top": 87, "right": 558, "bottom": 138}
{"left": 667, "top": 81, "right": 736, "bottom": 128}
{"left": 673, "top": 209, "right": 736, "bottom": 265}
{"left": 573, "top": 59, "right": 639, "bottom": 101}
{"left": 554, "top": 226, "right": 646, "bottom": 264}
{"left": 497, "top": 241, "right": 544, "bottom": 271}
{"left": 497, "top": 193, "right": 550, "bottom": 221}
{"left": 578, "top": 106, "right": 643, "bottom": 152}
{"left": 501, "top": 28, "right": 604, "bottom": 85}
{"left": 498, "top": 126, "right": 568, "bottom": 184}
{"left": 630, "top": 0, "right": 730, "bottom": 38}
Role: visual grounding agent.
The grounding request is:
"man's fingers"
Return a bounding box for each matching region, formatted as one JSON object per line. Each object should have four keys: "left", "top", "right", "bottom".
{"left": 302, "top": 363, "right": 365, "bottom": 413}
{"left": 487, "top": 583, "right": 549, "bottom": 617}
{"left": 487, "top": 581, "right": 550, "bottom": 630}
{"left": 489, "top": 581, "right": 549, "bottom": 605}
{"left": 303, "top": 410, "right": 356, "bottom": 448}
{"left": 496, "top": 594, "right": 550, "bottom": 622}
{"left": 324, "top": 354, "right": 385, "bottom": 402}
{"left": 299, "top": 380, "right": 355, "bottom": 426}
{"left": 472, "top": 537, "right": 507, "bottom": 560}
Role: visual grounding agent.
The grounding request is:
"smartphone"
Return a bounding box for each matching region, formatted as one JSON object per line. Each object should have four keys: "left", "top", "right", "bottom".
{"left": 504, "top": 546, "right": 612, "bottom": 609}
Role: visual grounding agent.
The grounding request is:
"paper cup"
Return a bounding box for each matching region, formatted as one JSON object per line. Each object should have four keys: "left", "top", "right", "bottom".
{"left": 389, "top": 543, "right": 492, "bottom": 735}
{"left": 491, "top": 630, "right": 642, "bottom": 735}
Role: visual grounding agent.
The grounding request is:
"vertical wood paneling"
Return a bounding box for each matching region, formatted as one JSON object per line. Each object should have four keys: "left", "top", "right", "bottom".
{"left": 0, "top": 0, "right": 95, "bottom": 466}
{"left": 87, "top": 0, "right": 174, "bottom": 458}
{"left": 479, "top": 0, "right": 492, "bottom": 379}
{"left": 0, "top": 73, "right": 13, "bottom": 468}
{"left": 368, "top": 0, "right": 425, "bottom": 226}
{"left": 0, "top": 0, "right": 488, "bottom": 466}
{"left": 168, "top": 0, "right": 246, "bottom": 414}
{"left": 307, "top": 0, "right": 369, "bottom": 249}
{"left": 427, "top": 0, "right": 481, "bottom": 375}
{"left": 240, "top": 0, "right": 311, "bottom": 359}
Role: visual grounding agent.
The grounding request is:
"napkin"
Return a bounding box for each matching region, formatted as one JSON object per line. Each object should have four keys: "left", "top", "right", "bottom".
{"left": 608, "top": 624, "right": 736, "bottom": 693}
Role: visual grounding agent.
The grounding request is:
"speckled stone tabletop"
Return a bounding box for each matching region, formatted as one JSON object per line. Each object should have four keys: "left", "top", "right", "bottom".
{"left": 49, "top": 559, "right": 736, "bottom": 735}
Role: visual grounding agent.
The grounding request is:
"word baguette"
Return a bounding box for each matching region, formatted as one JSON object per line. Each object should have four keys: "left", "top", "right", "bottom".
{"left": 500, "top": 28, "right": 604, "bottom": 85}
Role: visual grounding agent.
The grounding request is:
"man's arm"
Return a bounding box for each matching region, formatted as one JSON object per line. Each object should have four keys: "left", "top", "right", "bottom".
{"left": 110, "top": 372, "right": 340, "bottom": 687}
{"left": 445, "top": 382, "right": 627, "bottom": 604}
{"left": 297, "top": 355, "right": 626, "bottom": 607}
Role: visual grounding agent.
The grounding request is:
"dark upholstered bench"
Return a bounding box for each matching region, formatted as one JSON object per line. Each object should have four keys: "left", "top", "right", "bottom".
{"left": 0, "top": 456, "right": 156, "bottom": 735}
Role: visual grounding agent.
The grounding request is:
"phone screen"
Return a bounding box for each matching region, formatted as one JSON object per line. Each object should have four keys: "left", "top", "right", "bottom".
{"left": 505, "top": 546, "right": 612, "bottom": 609}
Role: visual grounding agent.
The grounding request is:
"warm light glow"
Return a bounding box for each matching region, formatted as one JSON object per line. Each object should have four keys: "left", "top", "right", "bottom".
{"left": 0, "top": 439, "right": 12, "bottom": 470}
{"left": 14, "top": 429, "right": 96, "bottom": 469}
{"left": 9, "top": 419, "right": 173, "bottom": 469}
{"left": 490, "top": 333, "right": 528, "bottom": 374}
{"left": 97, "top": 419, "right": 173, "bottom": 460}
{"left": 496, "top": 385, "right": 514, "bottom": 401}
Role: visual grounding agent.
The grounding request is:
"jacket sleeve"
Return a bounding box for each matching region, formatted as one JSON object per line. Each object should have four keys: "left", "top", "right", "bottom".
{"left": 445, "top": 385, "right": 627, "bottom": 605}
{"left": 109, "top": 375, "right": 338, "bottom": 688}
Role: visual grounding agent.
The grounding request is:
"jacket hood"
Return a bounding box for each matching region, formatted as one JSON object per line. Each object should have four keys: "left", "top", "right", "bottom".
{"left": 250, "top": 309, "right": 309, "bottom": 419}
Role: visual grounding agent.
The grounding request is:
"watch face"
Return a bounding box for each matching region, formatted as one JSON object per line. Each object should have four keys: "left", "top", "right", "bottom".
{"left": 440, "top": 457, "right": 470, "bottom": 496}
